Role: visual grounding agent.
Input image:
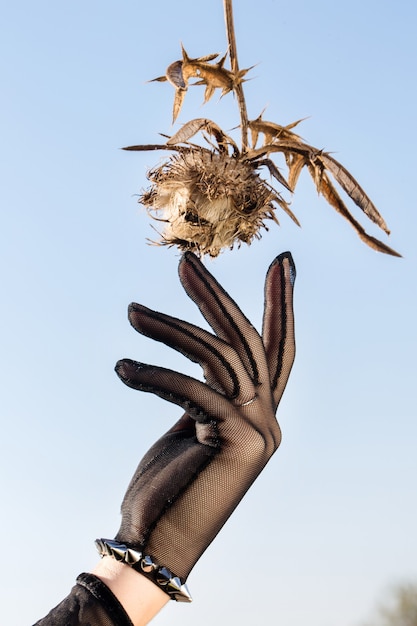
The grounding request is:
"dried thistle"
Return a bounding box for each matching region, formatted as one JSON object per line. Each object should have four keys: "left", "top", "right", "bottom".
{"left": 126, "top": 119, "right": 299, "bottom": 257}
{"left": 141, "top": 150, "right": 275, "bottom": 258}
{"left": 127, "top": 0, "right": 400, "bottom": 258}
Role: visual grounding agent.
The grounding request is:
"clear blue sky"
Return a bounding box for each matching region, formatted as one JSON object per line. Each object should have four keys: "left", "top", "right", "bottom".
{"left": 1, "top": 2, "right": 416, "bottom": 625}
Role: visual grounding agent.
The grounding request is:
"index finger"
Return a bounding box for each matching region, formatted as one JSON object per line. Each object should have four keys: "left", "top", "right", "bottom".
{"left": 179, "top": 252, "right": 266, "bottom": 385}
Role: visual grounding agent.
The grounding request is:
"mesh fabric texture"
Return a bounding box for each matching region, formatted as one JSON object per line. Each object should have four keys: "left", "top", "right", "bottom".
{"left": 114, "top": 251, "right": 296, "bottom": 582}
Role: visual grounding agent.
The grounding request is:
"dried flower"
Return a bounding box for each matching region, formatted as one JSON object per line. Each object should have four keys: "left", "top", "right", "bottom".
{"left": 128, "top": 5, "right": 400, "bottom": 258}
{"left": 125, "top": 115, "right": 400, "bottom": 258}
{"left": 141, "top": 148, "right": 280, "bottom": 257}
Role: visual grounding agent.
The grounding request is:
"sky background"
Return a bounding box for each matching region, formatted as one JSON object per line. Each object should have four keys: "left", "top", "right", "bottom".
{"left": 1, "top": 1, "right": 416, "bottom": 625}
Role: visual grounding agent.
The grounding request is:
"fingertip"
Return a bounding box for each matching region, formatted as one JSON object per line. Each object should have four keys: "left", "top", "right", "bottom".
{"left": 283, "top": 252, "right": 296, "bottom": 287}
{"left": 275, "top": 251, "right": 297, "bottom": 287}
{"left": 179, "top": 250, "right": 197, "bottom": 266}
{"left": 178, "top": 251, "right": 209, "bottom": 296}
{"left": 115, "top": 358, "right": 136, "bottom": 382}
{"left": 277, "top": 250, "right": 294, "bottom": 264}
{"left": 178, "top": 250, "right": 200, "bottom": 280}
{"left": 270, "top": 251, "right": 296, "bottom": 286}
{"left": 127, "top": 302, "right": 142, "bottom": 325}
{"left": 114, "top": 359, "right": 127, "bottom": 379}
{"left": 127, "top": 302, "right": 137, "bottom": 317}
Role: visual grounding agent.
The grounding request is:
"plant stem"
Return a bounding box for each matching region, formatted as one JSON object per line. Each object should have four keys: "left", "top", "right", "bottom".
{"left": 223, "top": 0, "right": 249, "bottom": 151}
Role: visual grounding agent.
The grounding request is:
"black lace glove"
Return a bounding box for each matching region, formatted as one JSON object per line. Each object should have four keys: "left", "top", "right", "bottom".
{"left": 96, "top": 251, "right": 296, "bottom": 600}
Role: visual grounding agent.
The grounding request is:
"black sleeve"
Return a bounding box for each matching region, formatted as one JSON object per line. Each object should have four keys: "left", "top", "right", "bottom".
{"left": 33, "top": 573, "right": 134, "bottom": 626}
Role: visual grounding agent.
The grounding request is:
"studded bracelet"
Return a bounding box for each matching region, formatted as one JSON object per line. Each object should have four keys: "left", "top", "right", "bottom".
{"left": 95, "top": 538, "right": 192, "bottom": 603}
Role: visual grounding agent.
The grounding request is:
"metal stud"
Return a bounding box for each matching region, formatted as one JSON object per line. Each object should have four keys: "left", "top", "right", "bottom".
{"left": 173, "top": 583, "right": 193, "bottom": 603}
{"left": 125, "top": 547, "right": 142, "bottom": 565}
{"left": 140, "top": 554, "right": 157, "bottom": 573}
{"left": 156, "top": 566, "right": 173, "bottom": 586}
{"left": 166, "top": 576, "right": 182, "bottom": 594}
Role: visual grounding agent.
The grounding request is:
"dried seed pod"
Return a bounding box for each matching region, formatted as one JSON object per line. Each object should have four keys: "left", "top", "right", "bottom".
{"left": 139, "top": 147, "right": 282, "bottom": 258}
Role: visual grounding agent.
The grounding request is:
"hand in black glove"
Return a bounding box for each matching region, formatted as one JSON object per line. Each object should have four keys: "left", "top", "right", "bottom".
{"left": 100, "top": 251, "right": 296, "bottom": 600}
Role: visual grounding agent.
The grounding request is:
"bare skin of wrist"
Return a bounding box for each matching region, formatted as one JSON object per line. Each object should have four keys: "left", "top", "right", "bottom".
{"left": 92, "top": 557, "right": 169, "bottom": 626}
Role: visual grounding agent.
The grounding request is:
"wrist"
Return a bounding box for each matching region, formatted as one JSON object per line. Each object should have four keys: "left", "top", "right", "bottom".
{"left": 92, "top": 557, "right": 169, "bottom": 626}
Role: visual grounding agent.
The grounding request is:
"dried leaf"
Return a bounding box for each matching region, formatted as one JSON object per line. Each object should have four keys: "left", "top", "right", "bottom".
{"left": 180, "top": 44, "right": 221, "bottom": 65}
{"left": 252, "top": 139, "right": 393, "bottom": 235}
{"left": 356, "top": 229, "right": 401, "bottom": 256}
{"left": 203, "top": 83, "right": 216, "bottom": 104}
{"left": 148, "top": 75, "right": 168, "bottom": 83}
{"left": 122, "top": 143, "right": 180, "bottom": 152}
{"left": 308, "top": 158, "right": 325, "bottom": 192}
{"left": 204, "top": 121, "right": 238, "bottom": 154}
{"left": 246, "top": 141, "right": 310, "bottom": 161}
{"left": 270, "top": 192, "right": 301, "bottom": 226}
{"left": 257, "top": 158, "right": 292, "bottom": 192}
{"left": 167, "top": 118, "right": 209, "bottom": 144}
{"left": 309, "top": 167, "right": 401, "bottom": 257}
{"left": 172, "top": 88, "right": 187, "bottom": 123}
{"left": 287, "top": 153, "right": 306, "bottom": 191}
{"left": 245, "top": 139, "right": 399, "bottom": 254}
{"left": 248, "top": 113, "right": 306, "bottom": 147}
{"left": 318, "top": 152, "right": 390, "bottom": 234}
{"left": 167, "top": 118, "right": 239, "bottom": 154}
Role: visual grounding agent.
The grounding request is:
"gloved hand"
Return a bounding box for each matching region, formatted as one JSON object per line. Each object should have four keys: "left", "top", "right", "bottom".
{"left": 97, "top": 251, "right": 296, "bottom": 600}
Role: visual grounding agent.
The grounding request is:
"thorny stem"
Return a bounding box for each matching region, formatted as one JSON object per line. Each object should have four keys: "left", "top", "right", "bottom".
{"left": 223, "top": 0, "right": 249, "bottom": 151}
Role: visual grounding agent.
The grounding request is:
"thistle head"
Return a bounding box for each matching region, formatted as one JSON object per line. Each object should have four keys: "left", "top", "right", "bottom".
{"left": 140, "top": 148, "right": 277, "bottom": 257}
